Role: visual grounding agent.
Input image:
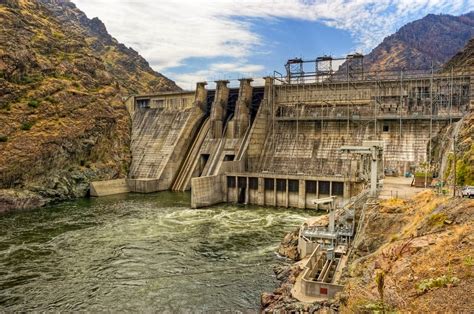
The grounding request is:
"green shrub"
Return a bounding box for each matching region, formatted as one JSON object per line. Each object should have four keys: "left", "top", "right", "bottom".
{"left": 415, "top": 171, "right": 433, "bottom": 178}
{"left": 28, "top": 99, "right": 40, "bottom": 108}
{"left": 357, "top": 301, "right": 395, "bottom": 313}
{"left": 20, "top": 121, "right": 35, "bottom": 131}
{"left": 464, "top": 256, "right": 474, "bottom": 267}
{"left": 0, "top": 135, "right": 8, "bottom": 142}
{"left": 45, "top": 96, "right": 58, "bottom": 104}
{"left": 0, "top": 103, "right": 12, "bottom": 111}
{"left": 427, "top": 213, "right": 448, "bottom": 227}
{"left": 456, "top": 157, "right": 473, "bottom": 186}
{"left": 416, "top": 275, "right": 459, "bottom": 293}
{"left": 17, "top": 74, "right": 43, "bottom": 85}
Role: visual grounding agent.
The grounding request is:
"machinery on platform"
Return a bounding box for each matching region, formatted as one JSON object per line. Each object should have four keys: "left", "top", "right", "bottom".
{"left": 340, "top": 141, "right": 384, "bottom": 197}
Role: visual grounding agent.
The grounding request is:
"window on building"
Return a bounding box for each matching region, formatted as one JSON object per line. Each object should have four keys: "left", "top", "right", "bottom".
{"left": 306, "top": 180, "right": 317, "bottom": 194}
{"left": 137, "top": 99, "right": 150, "bottom": 108}
{"left": 319, "top": 181, "right": 330, "bottom": 195}
{"left": 276, "top": 179, "right": 286, "bottom": 192}
{"left": 249, "top": 177, "right": 258, "bottom": 190}
{"left": 227, "top": 176, "right": 236, "bottom": 188}
{"left": 383, "top": 125, "right": 389, "bottom": 132}
{"left": 332, "top": 182, "right": 344, "bottom": 196}
{"left": 264, "top": 178, "right": 274, "bottom": 191}
{"left": 288, "top": 180, "right": 299, "bottom": 193}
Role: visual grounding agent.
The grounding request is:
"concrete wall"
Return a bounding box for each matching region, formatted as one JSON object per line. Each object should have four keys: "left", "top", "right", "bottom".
{"left": 263, "top": 74, "right": 470, "bottom": 177}
{"left": 223, "top": 172, "right": 357, "bottom": 209}
{"left": 90, "top": 179, "right": 130, "bottom": 197}
{"left": 219, "top": 160, "right": 245, "bottom": 174}
{"left": 299, "top": 245, "right": 344, "bottom": 299}
{"left": 126, "top": 179, "right": 163, "bottom": 193}
{"left": 191, "top": 175, "right": 226, "bottom": 208}
{"left": 134, "top": 91, "right": 195, "bottom": 111}
{"left": 256, "top": 119, "right": 449, "bottom": 176}
{"left": 298, "top": 237, "right": 319, "bottom": 259}
{"left": 128, "top": 82, "right": 207, "bottom": 193}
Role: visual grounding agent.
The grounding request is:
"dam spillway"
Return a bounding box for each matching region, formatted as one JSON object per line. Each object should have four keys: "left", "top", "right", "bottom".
{"left": 109, "top": 59, "right": 473, "bottom": 209}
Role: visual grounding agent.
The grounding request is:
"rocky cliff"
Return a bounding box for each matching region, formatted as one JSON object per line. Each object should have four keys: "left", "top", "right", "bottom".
{"left": 362, "top": 12, "right": 474, "bottom": 71}
{"left": 0, "top": 0, "right": 180, "bottom": 211}
{"left": 436, "top": 37, "right": 474, "bottom": 187}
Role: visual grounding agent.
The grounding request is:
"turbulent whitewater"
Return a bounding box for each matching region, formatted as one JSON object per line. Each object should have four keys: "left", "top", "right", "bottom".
{"left": 0, "top": 192, "right": 314, "bottom": 311}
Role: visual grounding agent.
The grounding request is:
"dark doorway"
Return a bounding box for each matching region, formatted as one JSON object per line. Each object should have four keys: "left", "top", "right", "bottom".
{"left": 224, "top": 154, "right": 235, "bottom": 161}
{"left": 238, "top": 187, "right": 246, "bottom": 204}
{"left": 238, "top": 177, "right": 247, "bottom": 204}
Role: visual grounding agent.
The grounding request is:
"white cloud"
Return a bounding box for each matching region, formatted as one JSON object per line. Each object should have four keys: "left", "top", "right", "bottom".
{"left": 74, "top": 0, "right": 472, "bottom": 87}
{"left": 169, "top": 62, "right": 266, "bottom": 90}
{"left": 210, "top": 62, "right": 265, "bottom": 73}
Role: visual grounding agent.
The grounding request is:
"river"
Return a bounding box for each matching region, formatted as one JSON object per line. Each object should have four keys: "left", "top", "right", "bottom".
{"left": 0, "top": 192, "right": 315, "bottom": 311}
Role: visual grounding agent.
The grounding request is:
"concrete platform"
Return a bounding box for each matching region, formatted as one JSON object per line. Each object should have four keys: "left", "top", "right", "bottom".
{"left": 379, "top": 176, "right": 425, "bottom": 199}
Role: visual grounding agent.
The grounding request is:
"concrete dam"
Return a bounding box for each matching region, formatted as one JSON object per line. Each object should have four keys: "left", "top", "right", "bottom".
{"left": 92, "top": 56, "right": 473, "bottom": 209}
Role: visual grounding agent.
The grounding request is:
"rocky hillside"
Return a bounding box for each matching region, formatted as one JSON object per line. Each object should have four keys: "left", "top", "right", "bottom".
{"left": 262, "top": 191, "right": 473, "bottom": 312}
{"left": 362, "top": 12, "right": 474, "bottom": 72}
{"left": 436, "top": 37, "right": 474, "bottom": 187}
{"left": 341, "top": 191, "right": 473, "bottom": 312}
{"left": 0, "top": 0, "right": 179, "bottom": 211}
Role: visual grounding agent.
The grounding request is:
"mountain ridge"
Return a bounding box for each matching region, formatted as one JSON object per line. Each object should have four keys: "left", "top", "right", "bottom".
{"left": 0, "top": 0, "right": 179, "bottom": 210}
{"left": 362, "top": 11, "right": 474, "bottom": 71}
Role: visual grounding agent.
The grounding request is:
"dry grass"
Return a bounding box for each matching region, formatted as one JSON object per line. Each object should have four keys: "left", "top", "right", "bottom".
{"left": 341, "top": 190, "right": 474, "bottom": 312}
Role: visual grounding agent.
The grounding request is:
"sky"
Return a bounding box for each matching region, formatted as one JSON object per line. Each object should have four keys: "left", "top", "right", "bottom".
{"left": 73, "top": 0, "right": 474, "bottom": 89}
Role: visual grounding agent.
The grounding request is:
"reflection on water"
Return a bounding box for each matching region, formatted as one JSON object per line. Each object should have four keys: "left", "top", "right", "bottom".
{"left": 0, "top": 192, "right": 315, "bottom": 311}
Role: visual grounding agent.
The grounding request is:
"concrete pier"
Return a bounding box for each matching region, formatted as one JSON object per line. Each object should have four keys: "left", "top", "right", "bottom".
{"left": 190, "top": 171, "right": 359, "bottom": 209}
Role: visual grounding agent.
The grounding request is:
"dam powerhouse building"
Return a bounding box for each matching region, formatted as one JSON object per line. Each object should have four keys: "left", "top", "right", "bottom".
{"left": 90, "top": 55, "right": 473, "bottom": 208}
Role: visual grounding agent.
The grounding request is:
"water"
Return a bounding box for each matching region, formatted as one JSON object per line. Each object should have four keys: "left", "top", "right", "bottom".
{"left": 0, "top": 192, "right": 315, "bottom": 311}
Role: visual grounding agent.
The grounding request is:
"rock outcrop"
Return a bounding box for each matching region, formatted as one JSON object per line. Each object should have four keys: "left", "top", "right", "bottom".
{"left": 0, "top": 0, "right": 180, "bottom": 211}
{"left": 0, "top": 189, "right": 47, "bottom": 213}
{"left": 278, "top": 228, "right": 300, "bottom": 261}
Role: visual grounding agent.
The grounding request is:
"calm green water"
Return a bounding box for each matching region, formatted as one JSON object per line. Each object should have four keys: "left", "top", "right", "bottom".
{"left": 0, "top": 192, "right": 314, "bottom": 311}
